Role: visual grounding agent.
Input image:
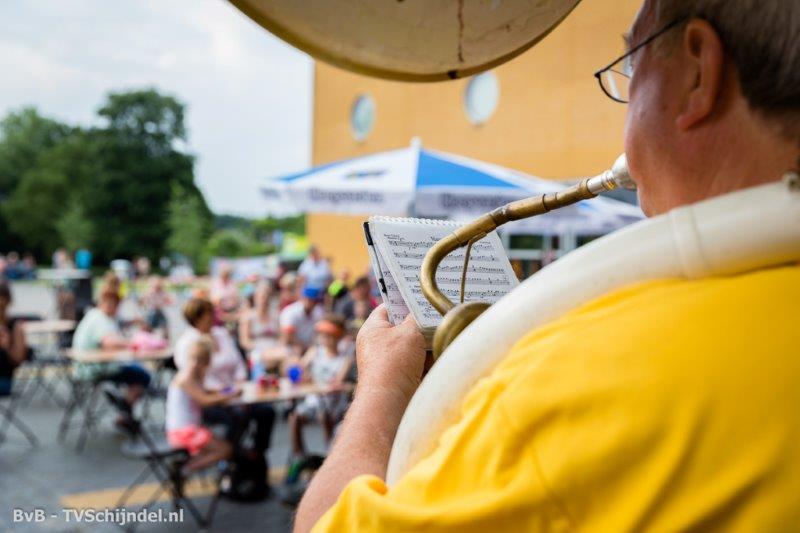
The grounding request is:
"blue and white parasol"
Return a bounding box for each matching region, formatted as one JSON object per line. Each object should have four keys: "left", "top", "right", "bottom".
{"left": 261, "top": 140, "right": 643, "bottom": 235}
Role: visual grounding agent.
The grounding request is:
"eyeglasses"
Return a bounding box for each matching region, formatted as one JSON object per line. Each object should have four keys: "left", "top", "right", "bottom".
{"left": 594, "top": 16, "right": 688, "bottom": 104}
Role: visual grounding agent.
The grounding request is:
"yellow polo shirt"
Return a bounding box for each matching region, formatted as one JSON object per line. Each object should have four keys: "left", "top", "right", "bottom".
{"left": 315, "top": 265, "right": 800, "bottom": 532}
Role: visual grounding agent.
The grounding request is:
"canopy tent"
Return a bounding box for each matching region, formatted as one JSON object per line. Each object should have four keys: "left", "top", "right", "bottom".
{"left": 261, "top": 141, "right": 643, "bottom": 235}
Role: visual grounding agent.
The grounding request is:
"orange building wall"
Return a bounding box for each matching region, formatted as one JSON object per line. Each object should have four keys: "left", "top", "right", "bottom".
{"left": 309, "top": 0, "right": 641, "bottom": 275}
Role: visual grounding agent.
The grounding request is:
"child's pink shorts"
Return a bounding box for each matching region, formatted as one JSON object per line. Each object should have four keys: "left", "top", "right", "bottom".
{"left": 167, "top": 426, "right": 213, "bottom": 455}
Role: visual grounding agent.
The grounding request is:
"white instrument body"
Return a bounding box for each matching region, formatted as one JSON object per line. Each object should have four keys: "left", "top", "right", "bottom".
{"left": 387, "top": 176, "right": 800, "bottom": 484}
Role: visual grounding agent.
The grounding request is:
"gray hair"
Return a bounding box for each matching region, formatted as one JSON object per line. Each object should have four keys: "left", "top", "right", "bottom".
{"left": 652, "top": 0, "right": 800, "bottom": 140}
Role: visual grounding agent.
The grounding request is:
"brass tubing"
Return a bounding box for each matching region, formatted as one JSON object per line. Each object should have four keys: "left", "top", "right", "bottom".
{"left": 419, "top": 178, "right": 598, "bottom": 316}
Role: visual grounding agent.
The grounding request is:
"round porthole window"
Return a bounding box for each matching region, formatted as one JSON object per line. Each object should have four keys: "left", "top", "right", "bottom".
{"left": 464, "top": 72, "right": 499, "bottom": 125}
{"left": 350, "top": 94, "right": 376, "bottom": 141}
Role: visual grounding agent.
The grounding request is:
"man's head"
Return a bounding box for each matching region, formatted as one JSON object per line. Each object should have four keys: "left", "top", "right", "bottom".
{"left": 183, "top": 297, "right": 215, "bottom": 333}
{"left": 301, "top": 286, "right": 323, "bottom": 312}
{"left": 97, "top": 289, "right": 121, "bottom": 317}
{"left": 624, "top": 0, "right": 800, "bottom": 215}
{"left": 352, "top": 276, "right": 371, "bottom": 300}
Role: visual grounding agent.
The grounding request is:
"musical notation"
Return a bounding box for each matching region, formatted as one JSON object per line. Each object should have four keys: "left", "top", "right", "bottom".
{"left": 403, "top": 275, "right": 512, "bottom": 287}
{"left": 409, "top": 286, "right": 505, "bottom": 300}
{"left": 396, "top": 250, "right": 426, "bottom": 260}
{"left": 367, "top": 218, "right": 519, "bottom": 330}
{"left": 398, "top": 263, "right": 506, "bottom": 275}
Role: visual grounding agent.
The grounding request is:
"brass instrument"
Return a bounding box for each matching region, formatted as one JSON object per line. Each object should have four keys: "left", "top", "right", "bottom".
{"left": 227, "top": 0, "right": 634, "bottom": 360}
{"left": 421, "top": 154, "right": 636, "bottom": 359}
{"left": 228, "top": 0, "right": 582, "bottom": 82}
{"left": 228, "top": 1, "right": 800, "bottom": 484}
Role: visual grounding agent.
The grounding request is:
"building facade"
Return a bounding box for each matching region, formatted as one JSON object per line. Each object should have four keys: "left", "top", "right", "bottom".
{"left": 308, "top": 0, "right": 640, "bottom": 275}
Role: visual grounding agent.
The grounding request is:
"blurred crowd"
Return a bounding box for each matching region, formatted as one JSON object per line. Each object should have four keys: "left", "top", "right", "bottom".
{"left": 0, "top": 251, "right": 38, "bottom": 281}
{"left": 2, "top": 242, "right": 379, "bottom": 497}
{"left": 60, "top": 244, "right": 378, "bottom": 490}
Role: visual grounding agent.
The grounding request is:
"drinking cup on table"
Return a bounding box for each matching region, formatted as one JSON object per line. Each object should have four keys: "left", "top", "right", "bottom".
{"left": 287, "top": 364, "right": 302, "bottom": 385}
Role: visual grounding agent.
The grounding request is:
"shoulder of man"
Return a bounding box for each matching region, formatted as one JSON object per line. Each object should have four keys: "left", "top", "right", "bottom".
{"left": 476, "top": 266, "right": 800, "bottom": 529}
{"left": 499, "top": 266, "right": 799, "bottom": 390}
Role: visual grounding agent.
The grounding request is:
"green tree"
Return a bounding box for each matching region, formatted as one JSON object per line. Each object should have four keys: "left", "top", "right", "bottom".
{"left": 1, "top": 128, "right": 94, "bottom": 258}
{"left": 252, "top": 214, "right": 306, "bottom": 238}
{"left": 0, "top": 108, "right": 71, "bottom": 253}
{"left": 204, "top": 229, "right": 276, "bottom": 261}
{"left": 0, "top": 89, "right": 213, "bottom": 264}
{"left": 81, "top": 88, "right": 209, "bottom": 263}
{"left": 0, "top": 108, "right": 70, "bottom": 196}
{"left": 56, "top": 200, "right": 95, "bottom": 252}
{"left": 166, "top": 183, "right": 213, "bottom": 271}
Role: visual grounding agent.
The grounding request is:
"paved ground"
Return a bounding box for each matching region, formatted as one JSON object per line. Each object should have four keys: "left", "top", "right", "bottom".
{"left": 2, "top": 281, "right": 328, "bottom": 532}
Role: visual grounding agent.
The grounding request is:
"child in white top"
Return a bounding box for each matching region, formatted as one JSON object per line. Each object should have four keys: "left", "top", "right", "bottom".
{"left": 166, "top": 336, "right": 239, "bottom": 471}
{"left": 288, "top": 314, "right": 353, "bottom": 456}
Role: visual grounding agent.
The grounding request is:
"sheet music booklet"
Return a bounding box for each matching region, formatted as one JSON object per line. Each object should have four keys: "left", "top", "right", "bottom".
{"left": 363, "top": 216, "right": 519, "bottom": 345}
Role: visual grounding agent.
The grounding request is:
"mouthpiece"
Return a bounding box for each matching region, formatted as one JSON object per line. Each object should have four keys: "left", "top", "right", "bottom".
{"left": 587, "top": 154, "right": 637, "bottom": 194}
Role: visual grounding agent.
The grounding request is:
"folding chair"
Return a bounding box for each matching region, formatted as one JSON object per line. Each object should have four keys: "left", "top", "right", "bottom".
{"left": 116, "top": 421, "right": 221, "bottom": 531}
{"left": 57, "top": 375, "right": 109, "bottom": 452}
{"left": 0, "top": 392, "right": 38, "bottom": 447}
{"left": 19, "top": 349, "right": 71, "bottom": 407}
{"left": 17, "top": 317, "right": 73, "bottom": 407}
{"left": 138, "top": 357, "right": 175, "bottom": 427}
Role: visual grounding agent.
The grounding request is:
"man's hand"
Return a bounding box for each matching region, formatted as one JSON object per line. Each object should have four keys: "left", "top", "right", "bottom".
{"left": 355, "top": 305, "right": 426, "bottom": 401}
{"left": 294, "top": 306, "right": 426, "bottom": 532}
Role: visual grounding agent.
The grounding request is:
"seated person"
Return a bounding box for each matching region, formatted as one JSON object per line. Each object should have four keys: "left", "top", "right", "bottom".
{"left": 71, "top": 289, "right": 151, "bottom": 431}
{"left": 288, "top": 314, "right": 353, "bottom": 456}
{"left": 326, "top": 269, "right": 350, "bottom": 311}
{"left": 333, "top": 275, "right": 376, "bottom": 324}
{"left": 141, "top": 275, "right": 172, "bottom": 340}
{"left": 238, "top": 281, "right": 279, "bottom": 370}
{"left": 166, "top": 336, "right": 236, "bottom": 471}
{"left": 0, "top": 282, "right": 29, "bottom": 396}
{"left": 210, "top": 263, "right": 240, "bottom": 328}
{"left": 278, "top": 286, "right": 325, "bottom": 356}
{"left": 175, "top": 298, "right": 275, "bottom": 462}
{"left": 277, "top": 272, "right": 299, "bottom": 311}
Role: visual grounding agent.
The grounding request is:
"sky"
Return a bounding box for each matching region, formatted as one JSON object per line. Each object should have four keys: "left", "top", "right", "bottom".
{"left": 0, "top": 0, "right": 313, "bottom": 217}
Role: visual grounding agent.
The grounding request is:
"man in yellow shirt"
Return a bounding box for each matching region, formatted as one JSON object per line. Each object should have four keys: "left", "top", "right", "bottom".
{"left": 295, "top": 0, "right": 800, "bottom": 530}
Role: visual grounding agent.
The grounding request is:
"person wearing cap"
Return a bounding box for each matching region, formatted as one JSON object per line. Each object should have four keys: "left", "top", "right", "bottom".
{"left": 279, "top": 285, "right": 326, "bottom": 352}
{"left": 288, "top": 314, "right": 353, "bottom": 457}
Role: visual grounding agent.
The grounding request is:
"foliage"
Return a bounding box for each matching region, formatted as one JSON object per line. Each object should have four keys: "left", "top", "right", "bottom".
{"left": 0, "top": 89, "right": 213, "bottom": 266}
{"left": 200, "top": 214, "right": 303, "bottom": 271}
{"left": 0, "top": 107, "right": 70, "bottom": 196}
{"left": 252, "top": 214, "right": 306, "bottom": 236}
{"left": 0, "top": 108, "right": 72, "bottom": 252}
{"left": 2, "top": 131, "right": 95, "bottom": 256}
{"left": 204, "top": 229, "right": 276, "bottom": 260}
{"left": 55, "top": 200, "right": 94, "bottom": 252}
{"left": 167, "top": 182, "right": 213, "bottom": 272}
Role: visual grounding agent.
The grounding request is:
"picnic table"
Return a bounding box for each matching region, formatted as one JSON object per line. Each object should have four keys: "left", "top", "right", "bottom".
{"left": 65, "top": 347, "right": 172, "bottom": 364}
{"left": 18, "top": 319, "right": 77, "bottom": 405}
{"left": 59, "top": 347, "right": 174, "bottom": 452}
{"left": 22, "top": 319, "right": 77, "bottom": 336}
{"left": 232, "top": 382, "right": 354, "bottom": 406}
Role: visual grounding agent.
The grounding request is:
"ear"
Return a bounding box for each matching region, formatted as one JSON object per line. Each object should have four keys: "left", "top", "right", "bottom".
{"left": 675, "top": 19, "right": 726, "bottom": 131}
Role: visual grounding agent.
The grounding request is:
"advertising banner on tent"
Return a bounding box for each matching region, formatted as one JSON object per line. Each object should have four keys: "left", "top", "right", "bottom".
{"left": 262, "top": 141, "right": 643, "bottom": 235}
